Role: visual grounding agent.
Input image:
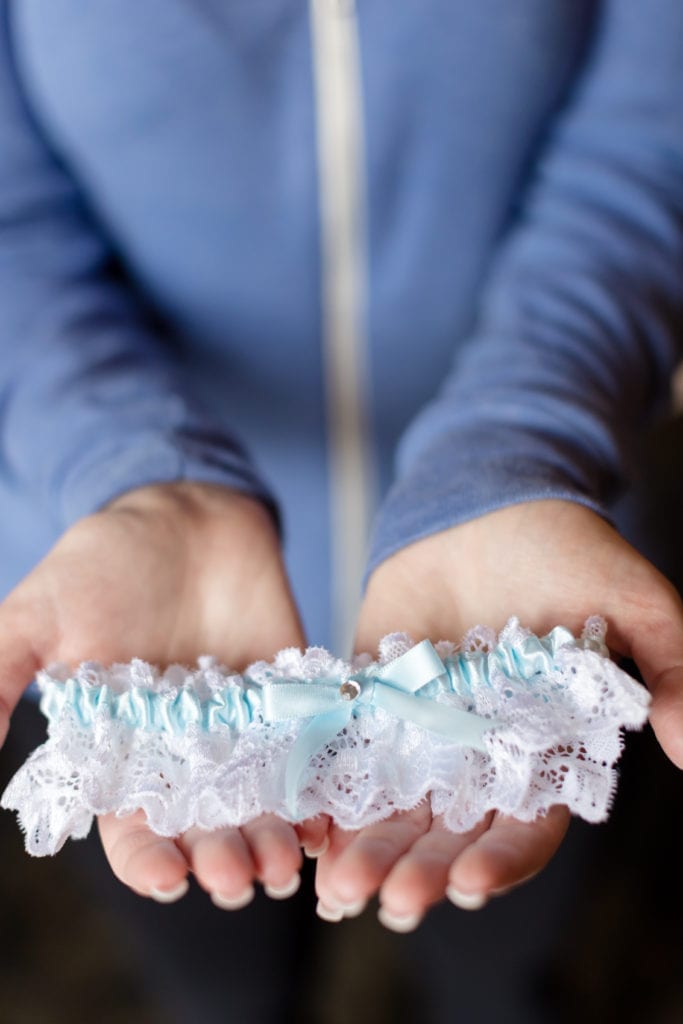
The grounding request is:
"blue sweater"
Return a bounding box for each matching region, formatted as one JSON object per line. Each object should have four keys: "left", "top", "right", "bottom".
{"left": 1, "top": 1, "right": 682, "bottom": 651}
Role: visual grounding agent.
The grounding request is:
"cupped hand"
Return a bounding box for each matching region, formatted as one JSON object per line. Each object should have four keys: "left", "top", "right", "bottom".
{"left": 0, "top": 482, "right": 327, "bottom": 906}
{"left": 315, "top": 499, "right": 683, "bottom": 930}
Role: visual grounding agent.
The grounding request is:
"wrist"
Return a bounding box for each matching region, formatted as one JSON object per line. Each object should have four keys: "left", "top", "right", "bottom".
{"left": 95, "top": 482, "right": 283, "bottom": 578}
{"left": 104, "top": 481, "right": 275, "bottom": 529}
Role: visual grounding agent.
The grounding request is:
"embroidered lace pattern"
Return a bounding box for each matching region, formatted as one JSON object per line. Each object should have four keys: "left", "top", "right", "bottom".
{"left": 1, "top": 617, "right": 650, "bottom": 855}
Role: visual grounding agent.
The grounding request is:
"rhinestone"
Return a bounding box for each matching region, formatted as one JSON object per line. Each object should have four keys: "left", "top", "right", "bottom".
{"left": 339, "top": 679, "right": 361, "bottom": 701}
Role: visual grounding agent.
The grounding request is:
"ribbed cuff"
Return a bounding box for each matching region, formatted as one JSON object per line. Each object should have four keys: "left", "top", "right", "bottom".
{"left": 365, "top": 445, "right": 609, "bottom": 585}
{"left": 58, "top": 429, "right": 279, "bottom": 531}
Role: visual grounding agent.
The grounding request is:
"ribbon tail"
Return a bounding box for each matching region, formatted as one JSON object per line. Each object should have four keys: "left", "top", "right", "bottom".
{"left": 373, "top": 685, "right": 494, "bottom": 751}
{"left": 284, "top": 705, "right": 353, "bottom": 818}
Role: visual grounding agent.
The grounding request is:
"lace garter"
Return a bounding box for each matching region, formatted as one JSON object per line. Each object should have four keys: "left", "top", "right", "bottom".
{"left": 1, "top": 617, "right": 650, "bottom": 856}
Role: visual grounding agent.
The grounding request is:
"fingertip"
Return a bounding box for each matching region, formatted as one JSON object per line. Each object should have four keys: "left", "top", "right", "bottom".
{"left": 304, "top": 835, "right": 330, "bottom": 859}
{"left": 324, "top": 840, "right": 388, "bottom": 905}
{"left": 99, "top": 812, "right": 189, "bottom": 896}
{"left": 314, "top": 830, "right": 361, "bottom": 907}
{"left": 0, "top": 630, "right": 42, "bottom": 745}
{"left": 179, "top": 828, "right": 255, "bottom": 899}
{"left": 264, "top": 873, "right": 301, "bottom": 900}
{"left": 243, "top": 817, "right": 303, "bottom": 890}
{"left": 297, "top": 815, "right": 331, "bottom": 857}
{"left": 379, "top": 860, "right": 431, "bottom": 917}
{"left": 377, "top": 906, "right": 423, "bottom": 934}
{"left": 319, "top": 811, "right": 433, "bottom": 907}
{"left": 0, "top": 696, "right": 10, "bottom": 748}
{"left": 149, "top": 879, "right": 190, "bottom": 904}
{"left": 447, "top": 845, "right": 500, "bottom": 897}
{"left": 211, "top": 885, "right": 256, "bottom": 911}
{"left": 128, "top": 845, "right": 189, "bottom": 898}
{"left": 446, "top": 885, "right": 488, "bottom": 911}
{"left": 648, "top": 684, "right": 683, "bottom": 769}
{"left": 449, "top": 808, "right": 568, "bottom": 896}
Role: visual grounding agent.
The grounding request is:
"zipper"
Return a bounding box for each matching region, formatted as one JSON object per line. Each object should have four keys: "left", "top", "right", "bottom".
{"left": 309, "top": 0, "right": 375, "bottom": 655}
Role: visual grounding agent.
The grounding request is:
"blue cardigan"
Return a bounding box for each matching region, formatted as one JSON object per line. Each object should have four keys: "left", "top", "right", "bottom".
{"left": 1, "top": 1, "right": 682, "bottom": 649}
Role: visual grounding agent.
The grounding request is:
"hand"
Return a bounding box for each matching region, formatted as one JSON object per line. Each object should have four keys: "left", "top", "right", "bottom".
{"left": 0, "top": 482, "right": 327, "bottom": 906}
{"left": 315, "top": 500, "right": 683, "bottom": 929}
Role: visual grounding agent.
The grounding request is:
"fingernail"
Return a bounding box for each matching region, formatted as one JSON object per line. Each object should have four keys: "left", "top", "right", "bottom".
{"left": 264, "top": 874, "right": 301, "bottom": 900}
{"left": 210, "top": 885, "right": 255, "bottom": 911}
{"left": 303, "top": 836, "right": 329, "bottom": 859}
{"left": 340, "top": 898, "right": 366, "bottom": 919}
{"left": 446, "top": 885, "right": 487, "bottom": 911}
{"left": 377, "top": 907, "right": 422, "bottom": 934}
{"left": 150, "top": 880, "right": 189, "bottom": 904}
{"left": 316, "top": 899, "right": 344, "bottom": 923}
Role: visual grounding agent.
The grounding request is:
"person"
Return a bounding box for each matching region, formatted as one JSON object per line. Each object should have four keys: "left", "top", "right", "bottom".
{"left": 1, "top": 0, "right": 682, "bottom": 1017}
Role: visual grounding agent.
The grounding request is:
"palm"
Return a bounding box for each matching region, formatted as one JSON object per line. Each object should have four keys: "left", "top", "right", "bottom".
{"left": 0, "top": 484, "right": 327, "bottom": 905}
{"left": 315, "top": 501, "right": 683, "bottom": 929}
{"left": 23, "top": 486, "right": 301, "bottom": 668}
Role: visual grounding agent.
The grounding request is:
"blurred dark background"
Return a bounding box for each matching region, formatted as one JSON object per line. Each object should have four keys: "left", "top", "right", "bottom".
{"left": 1, "top": 413, "right": 682, "bottom": 1024}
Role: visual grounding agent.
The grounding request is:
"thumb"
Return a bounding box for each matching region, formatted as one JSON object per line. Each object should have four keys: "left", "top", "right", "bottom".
{"left": 0, "top": 602, "right": 42, "bottom": 748}
{"left": 627, "top": 600, "right": 683, "bottom": 770}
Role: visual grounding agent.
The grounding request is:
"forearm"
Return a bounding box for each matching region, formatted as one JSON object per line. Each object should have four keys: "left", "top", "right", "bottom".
{"left": 368, "top": 0, "right": 683, "bottom": 576}
{"left": 1, "top": 11, "right": 275, "bottom": 528}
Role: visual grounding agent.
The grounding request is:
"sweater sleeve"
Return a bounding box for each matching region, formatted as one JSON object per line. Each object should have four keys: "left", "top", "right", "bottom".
{"left": 367, "top": 0, "right": 683, "bottom": 576}
{"left": 0, "top": 10, "right": 276, "bottom": 530}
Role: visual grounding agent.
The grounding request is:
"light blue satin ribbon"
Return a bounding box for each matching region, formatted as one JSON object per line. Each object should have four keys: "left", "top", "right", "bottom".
{"left": 40, "top": 627, "right": 581, "bottom": 742}
{"left": 40, "top": 678, "right": 258, "bottom": 733}
{"left": 257, "top": 640, "right": 496, "bottom": 817}
{"left": 443, "top": 626, "right": 577, "bottom": 695}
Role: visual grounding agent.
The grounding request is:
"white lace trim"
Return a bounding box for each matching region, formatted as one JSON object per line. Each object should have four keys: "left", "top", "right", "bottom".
{"left": 1, "top": 617, "right": 650, "bottom": 855}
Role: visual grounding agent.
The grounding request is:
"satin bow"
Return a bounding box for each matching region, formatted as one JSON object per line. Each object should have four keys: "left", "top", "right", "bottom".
{"left": 258, "top": 640, "right": 495, "bottom": 817}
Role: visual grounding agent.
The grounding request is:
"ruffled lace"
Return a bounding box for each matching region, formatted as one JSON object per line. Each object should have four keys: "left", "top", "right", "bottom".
{"left": 1, "top": 617, "right": 650, "bottom": 855}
